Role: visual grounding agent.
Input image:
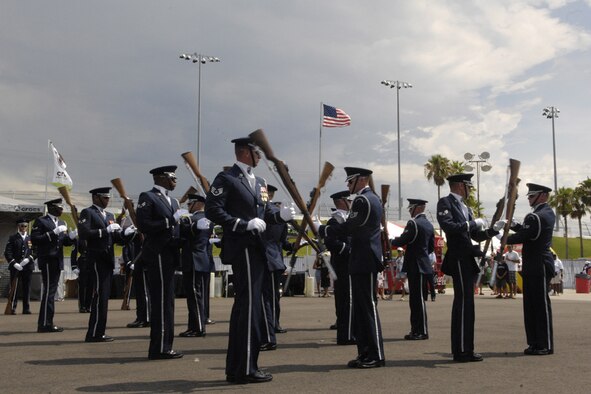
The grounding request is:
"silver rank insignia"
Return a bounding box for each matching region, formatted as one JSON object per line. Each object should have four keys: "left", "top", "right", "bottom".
{"left": 438, "top": 210, "right": 449, "bottom": 216}
{"left": 211, "top": 186, "right": 223, "bottom": 196}
{"left": 260, "top": 186, "right": 268, "bottom": 202}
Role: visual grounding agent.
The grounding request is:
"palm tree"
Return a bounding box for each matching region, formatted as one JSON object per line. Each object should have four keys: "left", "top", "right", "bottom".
{"left": 571, "top": 186, "right": 587, "bottom": 258}
{"left": 549, "top": 187, "right": 575, "bottom": 259}
{"left": 424, "top": 154, "right": 451, "bottom": 201}
{"left": 449, "top": 160, "right": 466, "bottom": 175}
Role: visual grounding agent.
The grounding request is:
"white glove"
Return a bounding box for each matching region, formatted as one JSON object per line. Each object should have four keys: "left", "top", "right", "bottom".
{"left": 53, "top": 225, "right": 67, "bottom": 234}
{"left": 13, "top": 263, "right": 23, "bottom": 271}
{"left": 474, "top": 218, "right": 486, "bottom": 230}
{"left": 246, "top": 218, "right": 266, "bottom": 233}
{"left": 197, "top": 217, "right": 211, "bottom": 230}
{"left": 73, "top": 268, "right": 80, "bottom": 275}
{"left": 429, "top": 252, "right": 436, "bottom": 264}
{"left": 68, "top": 229, "right": 78, "bottom": 240}
{"left": 280, "top": 202, "right": 296, "bottom": 222}
{"left": 331, "top": 209, "right": 347, "bottom": 224}
{"left": 124, "top": 225, "right": 137, "bottom": 236}
{"left": 209, "top": 238, "right": 221, "bottom": 245}
{"left": 173, "top": 210, "right": 183, "bottom": 222}
{"left": 130, "top": 264, "right": 135, "bottom": 271}
{"left": 312, "top": 218, "right": 322, "bottom": 233}
{"left": 511, "top": 219, "right": 520, "bottom": 227}
{"left": 21, "top": 258, "right": 31, "bottom": 267}
{"left": 493, "top": 220, "right": 507, "bottom": 231}
{"left": 495, "top": 229, "right": 504, "bottom": 240}
{"left": 107, "top": 223, "right": 121, "bottom": 233}
{"left": 320, "top": 250, "right": 331, "bottom": 259}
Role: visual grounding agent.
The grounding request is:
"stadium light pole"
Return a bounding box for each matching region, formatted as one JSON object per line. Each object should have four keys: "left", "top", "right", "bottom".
{"left": 463, "top": 152, "right": 492, "bottom": 218}
{"left": 381, "top": 80, "right": 412, "bottom": 220}
{"left": 543, "top": 106, "right": 560, "bottom": 232}
{"left": 179, "top": 53, "right": 220, "bottom": 166}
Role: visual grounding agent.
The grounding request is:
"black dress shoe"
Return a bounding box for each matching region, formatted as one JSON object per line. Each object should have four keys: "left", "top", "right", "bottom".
{"left": 358, "top": 359, "right": 385, "bottom": 368}
{"left": 206, "top": 318, "right": 216, "bottom": 325}
{"left": 329, "top": 323, "right": 337, "bottom": 330}
{"left": 85, "top": 335, "right": 114, "bottom": 343}
{"left": 532, "top": 348, "right": 552, "bottom": 355}
{"left": 37, "top": 325, "right": 64, "bottom": 333}
{"left": 228, "top": 370, "right": 273, "bottom": 384}
{"left": 23, "top": 310, "right": 31, "bottom": 315}
{"left": 453, "top": 352, "right": 483, "bottom": 362}
{"left": 404, "top": 333, "right": 429, "bottom": 340}
{"left": 9, "top": 309, "right": 16, "bottom": 315}
{"left": 260, "top": 342, "right": 277, "bottom": 351}
{"left": 347, "top": 356, "right": 363, "bottom": 368}
{"left": 148, "top": 350, "right": 184, "bottom": 360}
{"left": 179, "top": 330, "right": 206, "bottom": 337}
{"left": 275, "top": 326, "right": 287, "bottom": 333}
{"left": 524, "top": 346, "right": 536, "bottom": 355}
{"left": 127, "top": 320, "right": 143, "bottom": 328}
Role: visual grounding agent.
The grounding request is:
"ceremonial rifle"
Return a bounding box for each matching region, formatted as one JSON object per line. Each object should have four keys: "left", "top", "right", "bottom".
{"left": 248, "top": 128, "right": 337, "bottom": 281}
{"left": 4, "top": 276, "right": 18, "bottom": 315}
{"left": 110, "top": 178, "right": 138, "bottom": 227}
{"left": 283, "top": 161, "right": 334, "bottom": 293}
{"left": 110, "top": 178, "right": 141, "bottom": 310}
{"left": 181, "top": 151, "right": 210, "bottom": 196}
{"left": 58, "top": 186, "right": 79, "bottom": 226}
{"left": 380, "top": 185, "right": 393, "bottom": 269}
{"left": 487, "top": 159, "right": 521, "bottom": 288}
{"left": 475, "top": 197, "right": 504, "bottom": 287}
{"left": 179, "top": 186, "right": 199, "bottom": 205}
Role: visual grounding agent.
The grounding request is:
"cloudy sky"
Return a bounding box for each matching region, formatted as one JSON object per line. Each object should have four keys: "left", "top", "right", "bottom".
{"left": 1, "top": 0, "right": 590, "bottom": 232}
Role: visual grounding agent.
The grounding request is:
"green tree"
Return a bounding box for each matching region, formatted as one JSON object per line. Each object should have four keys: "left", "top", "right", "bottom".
{"left": 449, "top": 160, "right": 466, "bottom": 175}
{"left": 550, "top": 187, "right": 575, "bottom": 259}
{"left": 424, "top": 154, "right": 451, "bottom": 201}
{"left": 573, "top": 179, "right": 591, "bottom": 257}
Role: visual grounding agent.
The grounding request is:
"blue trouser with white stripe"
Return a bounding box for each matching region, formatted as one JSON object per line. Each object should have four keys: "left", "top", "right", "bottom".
{"left": 523, "top": 274, "right": 553, "bottom": 351}
{"left": 351, "top": 272, "right": 384, "bottom": 362}
{"left": 86, "top": 253, "right": 113, "bottom": 339}
{"left": 450, "top": 263, "right": 475, "bottom": 355}
{"left": 37, "top": 258, "right": 60, "bottom": 328}
{"left": 147, "top": 252, "right": 176, "bottom": 357}
{"left": 408, "top": 272, "right": 428, "bottom": 336}
{"left": 226, "top": 247, "right": 265, "bottom": 377}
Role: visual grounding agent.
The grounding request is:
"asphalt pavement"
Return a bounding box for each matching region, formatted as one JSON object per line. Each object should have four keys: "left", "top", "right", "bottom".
{"left": 2, "top": 289, "right": 591, "bottom": 393}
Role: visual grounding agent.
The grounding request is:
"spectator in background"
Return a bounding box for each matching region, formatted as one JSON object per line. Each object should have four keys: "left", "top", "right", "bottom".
{"left": 495, "top": 259, "right": 509, "bottom": 298}
{"left": 504, "top": 245, "right": 521, "bottom": 299}
{"left": 394, "top": 248, "right": 407, "bottom": 301}
{"left": 550, "top": 253, "right": 563, "bottom": 296}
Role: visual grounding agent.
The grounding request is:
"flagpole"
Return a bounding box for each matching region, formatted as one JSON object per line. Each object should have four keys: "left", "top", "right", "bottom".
{"left": 319, "top": 102, "right": 323, "bottom": 181}
{"left": 45, "top": 140, "right": 51, "bottom": 201}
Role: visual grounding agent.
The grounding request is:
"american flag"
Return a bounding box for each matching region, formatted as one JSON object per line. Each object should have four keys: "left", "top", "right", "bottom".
{"left": 322, "top": 104, "right": 351, "bottom": 128}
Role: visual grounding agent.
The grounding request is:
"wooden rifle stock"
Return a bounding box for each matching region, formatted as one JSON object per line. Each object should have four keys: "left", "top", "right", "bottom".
{"left": 179, "top": 186, "right": 198, "bottom": 205}
{"left": 58, "top": 186, "right": 79, "bottom": 226}
{"left": 249, "top": 129, "right": 337, "bottom": 280}
{"left": 4, "top": 276, "right": 18, "bottom": 315}
{"left": 283, "top": 162, "right": 334, "bottom": 292}
{"left": 121, "top": 274, "right": 133, "bottom": 310}
{"left": 181, "top": 151, "right": 210, "bottom": 194}
{"left": 110, "top": 178, "right": 138, "bottom": 227}
{"left": 499, "top": 159, "right": 521, "bottom": 254}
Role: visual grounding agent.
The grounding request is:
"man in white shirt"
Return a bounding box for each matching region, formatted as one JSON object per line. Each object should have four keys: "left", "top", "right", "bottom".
{"left": 504, "top": 245, "right": 521, "bottom": 299}
{"left": 550, "top": 253, "right": 564, "bottom": 296}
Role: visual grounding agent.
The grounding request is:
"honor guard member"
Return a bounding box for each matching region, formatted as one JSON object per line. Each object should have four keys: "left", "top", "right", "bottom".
{"left": 502, "top": 183, "right": 555, "bottom": 355}
{"left": 123, "top": 217, "right": 151, "bottom": 328}
{"left": 178, "top": 193, "right": 212, "bottom": 337}
{"left": 136, "top": 165, "right": 184, "bottom": 360}
{"left": 31, "top": 198, "right": 75, "bottom": 332}
{"left": 437, "top": 174, "right": 497, "bottom": 362}
{"left": 324, "top": 191, "right": 355, "bottom": 345}
{"left": 71, "top": 239, "right": 92, "bottom": 313}
{"left": 78, "top": 187, "right": 122, "bottom": 342}
{"left": 391, "top": 199, "right": 435, "bottom": 341}
{"left": 4, "top": 218, "right": 35, "bottom": 314}
{"left": 319, "top": 167, "right": 385, "bottom": 368}
{"left": 205, "top": 137, "right": 295, "bottom": 384}
{"left": 260, "top": 186, "right": 294, "bottom": 351}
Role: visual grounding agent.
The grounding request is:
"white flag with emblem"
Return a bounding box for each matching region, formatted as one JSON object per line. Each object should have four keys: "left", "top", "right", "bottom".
{"left": 49, "top": 141, "right": 73, "bottom": 190}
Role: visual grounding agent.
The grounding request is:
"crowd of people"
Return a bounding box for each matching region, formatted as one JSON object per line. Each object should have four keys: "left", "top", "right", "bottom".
{"left": 3, "top": 136, "right": 559, "bottom": 383}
